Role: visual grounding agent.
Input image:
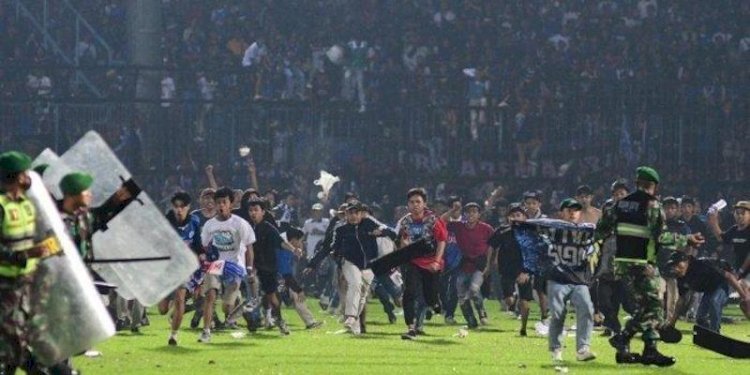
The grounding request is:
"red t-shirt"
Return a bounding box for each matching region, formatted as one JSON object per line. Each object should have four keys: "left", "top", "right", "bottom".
{"left": 404, "top": 216, "right": 448, "bottom": 271}
{"left": 449, "top": 221, "right": 494, "bottom": 272}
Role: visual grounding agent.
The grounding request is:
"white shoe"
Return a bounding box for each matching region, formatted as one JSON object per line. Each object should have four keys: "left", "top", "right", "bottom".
{"left": 551, "top": 349, "right": 563, "bottom": 364}
{"left": 197, "top": 330, "right": 211, "bottom": 343}
{"left": 480, "top": 317, "right": 489, "bottom": 326}
{"left": 343, "top": 317, "right": 361, "bottom": 335}
{"left": 576, "top": 346, "right": 596, "bottom": 361}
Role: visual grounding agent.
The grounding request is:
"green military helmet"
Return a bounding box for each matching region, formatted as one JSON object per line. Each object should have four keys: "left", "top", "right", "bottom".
{"left": 59, "top": 172, "right": 94, "bottom": 196}
{"left": 635, "top": 166, "right": 660, "bottom": 184}
{"left": 0, "top": 151, "right": 32, "bottom": 174}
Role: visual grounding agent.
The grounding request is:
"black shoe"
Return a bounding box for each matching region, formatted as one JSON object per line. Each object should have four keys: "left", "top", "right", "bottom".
{"left": 425, "top": 310, "right": 433, "bottom": 321}
{"left": 115, "top": 318, "right": 129, "bottom": 332}
{"left": 608, "top": 333, "right": 629, "bottom": 351}
{"left": 432, "top": 304, "right": 442, "bottom": 315}
{"left": 168, "top": 337, "right": 177, "bottom": 346}
{"left": 641, "top": 348, "right": 676, "bottom": 367}
{"left": 130, "top": 326, "right": 140, "bottom": 334}
{"left": 615, "top": 352, "right": 642, "bottom": 364}
{"left": 519, "top": 329, "right": 527, "bottom": 337}
{"left": 401, "top": 329, "right": 417, "bottom": 340}
{"left": 190, "top": 315, "right": 201, "bottom": 329}
{"left": 601, "top": 328, "right": 612, "bottom": 337}
{"left": 388, "top": 312, "right": 398, "bottom": 324}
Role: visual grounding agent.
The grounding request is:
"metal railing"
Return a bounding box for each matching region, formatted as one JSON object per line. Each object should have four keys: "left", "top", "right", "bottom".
{"left": 0, "top": 97, "right": 734, "bottom": 183}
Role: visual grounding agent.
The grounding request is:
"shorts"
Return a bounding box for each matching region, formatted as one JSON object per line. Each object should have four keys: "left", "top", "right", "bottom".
{"left": 533, "top": 275, "right": 547, "bottom": 294}
{"left": 501, "top": 273, "right": 534, "bottom": 302}
{"left": 257, "top": 270, "right": 278, "bottom": 295}
{"left": 201, "top": 273, "right": 241, "bottom": 305}
{"left": 282, "top": 274, "right": 303, "bottom": 294}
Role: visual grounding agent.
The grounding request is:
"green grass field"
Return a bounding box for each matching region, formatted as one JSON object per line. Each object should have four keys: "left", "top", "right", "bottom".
{"left": 73, "top": 299, "right": 750, "bottom": 374}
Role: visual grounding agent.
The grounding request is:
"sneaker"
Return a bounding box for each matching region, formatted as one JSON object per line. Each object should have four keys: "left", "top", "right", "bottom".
{"left": 225, "top": 321, "right": 239, "bottom": 330}
{"left": 197, "top": 330, "right": 211, "bottom": 343}
{"left": 444, "top": 316, "right": 457, "bottom": 325}
{"left": 401, "top": 329, "right": 417, "bottom": 340}
{"left": 343, "top": 317, "right": 360, "bottom": 335}
{"left": 305, "top": 321, "right": 323, "bottom": 330}
{"left": 479, "top": 317, "right": 489, "bottom": 326}
{"left": 130, "top": 326, "right": 140, "bottom": 334}
{"left": 551, "top": 349, "right": 563, "bottom": 365}
{"left": 141, "top": 315, "right": 150, "bottom": 327}
{"left": 576, "top": 346, "right": 596, "bottom": 361}
{"left": 168, "top": 336, "right": 177, "bottom": 346}
{"left": 519, "top": 329, "right": 527, "bottom": 337}
{"left": 278, "top": 320, "right": 290, "bottom": 336}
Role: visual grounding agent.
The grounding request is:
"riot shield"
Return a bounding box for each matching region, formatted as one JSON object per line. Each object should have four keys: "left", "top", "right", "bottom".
{"left": 26, "top": 172, "right": 115, "bottom": 366}
{"left": 42, "top": 131, "right": 199, "bottom": 305}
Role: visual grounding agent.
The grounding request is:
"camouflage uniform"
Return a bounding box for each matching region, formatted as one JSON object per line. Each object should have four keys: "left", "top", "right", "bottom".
{"left": 597, "top": 193, "right": 689, "bottom": 343}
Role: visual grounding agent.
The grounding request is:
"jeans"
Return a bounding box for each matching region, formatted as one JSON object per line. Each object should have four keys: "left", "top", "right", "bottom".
{"left": 457, "top": 271, "right": 486, "bottom": 326}
{"left": 439, "top": 267, "right": 459, "bottom": 319}
{"left": 402, "top": 263, "right": 440, "bottom": 327}
{"left": 547, "top": 280, "right": 594, "bottom": 352}
{"left": 372, "top": 274, "right": 402, "bottom": 315}
{"left": 696, "top": 285, "right": 728, "bottom": 332}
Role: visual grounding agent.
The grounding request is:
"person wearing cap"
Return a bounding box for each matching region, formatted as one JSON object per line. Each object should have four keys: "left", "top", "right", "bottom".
{"left": 0, "top": 151, "right": 52, "bottom": 374}
{"left": 708, "top": 201, "right": 750, "bottom": 286}
{"left": 442, "top": 202, "right": 493, "bottom": 328}
{"left": 57, "top": 171, "right": 142, "bottom": 334}
{"left": 57, "top": 172, "right": 96, "bottom": 260}
{"left": 303, "top": 202, "right": 349, "bottom": 314}
{"left": 523, "top": 190, "right": 546, "bottom": 219}
{"left": 301, "top": 203, "right": 329, "bottom": 273}
{"left": 522, "top": 190, "right": 549, "bottom": 322}
{"left": 331, "top": 201, "right": 396, "bottom": 334}
{"left": 544, "top": 198, "right": 597, "bottom": 363}
{"left": 595, "top": 166, "right": 704, "bottom": 366}
{"left": 659, "top": 197, "right": 691, "bottom": 325}
{"left": 575, "top": 185, "right": 601, "bottom": 225}
{"left": 668, "top": 252, "right": 749, "bottom": 333}
{"left": 488, "top": 202, "right": 534, "bottom": 336}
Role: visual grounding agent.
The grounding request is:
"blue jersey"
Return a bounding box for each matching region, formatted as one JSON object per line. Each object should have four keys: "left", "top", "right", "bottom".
{"left": 168, "top": 210, "right": 202, "bottom": 254}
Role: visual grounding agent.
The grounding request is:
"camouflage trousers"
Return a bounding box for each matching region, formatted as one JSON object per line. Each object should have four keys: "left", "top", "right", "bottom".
{"left": 0, "top": 271, "right": 52, "bottom": 374}
{"left": 0, "top": 275, "right": 34, "bottom": 370}
{"left": 616, "top": 263, "right": 664, "bottom": 342}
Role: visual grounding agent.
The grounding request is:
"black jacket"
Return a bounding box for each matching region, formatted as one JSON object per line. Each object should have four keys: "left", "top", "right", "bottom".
{"left": 331, "top": 218, "right": 396, "bottom": 269}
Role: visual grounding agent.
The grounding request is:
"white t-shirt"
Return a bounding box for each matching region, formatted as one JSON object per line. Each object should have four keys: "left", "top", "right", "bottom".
{"left": 201, "top": 214, "right": 256, "bottom": 267}
{"left": 302, "top": 217, "right": 329, "bottom": 259}
{"left": 161, "top": 76, "right": 176, "bottom": 107}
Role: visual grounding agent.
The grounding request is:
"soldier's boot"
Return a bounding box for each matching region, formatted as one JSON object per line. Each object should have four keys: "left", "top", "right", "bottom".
{"left": 609, "top": 332, "right": 641, "bottom": 364}
{"left": 640, "top": 341, "right": 676, "bottom": 367}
